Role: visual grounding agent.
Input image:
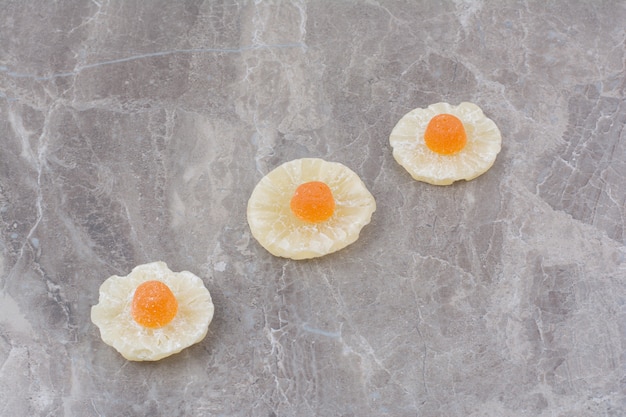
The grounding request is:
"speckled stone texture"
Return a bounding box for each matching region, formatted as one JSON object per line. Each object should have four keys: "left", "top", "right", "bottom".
{"left": 1, "top": 1, "right": 625, "bottom": 416}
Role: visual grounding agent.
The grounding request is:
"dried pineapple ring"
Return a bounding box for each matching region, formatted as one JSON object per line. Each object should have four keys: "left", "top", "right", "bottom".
{"left": 247, "top": 158, "right": 376, "bottom": 260}
{"left": 91, "top": 262, "right": 214, "bottom": 361}
{"left": 389, "top": 102, "right": 502, "bottom": 185}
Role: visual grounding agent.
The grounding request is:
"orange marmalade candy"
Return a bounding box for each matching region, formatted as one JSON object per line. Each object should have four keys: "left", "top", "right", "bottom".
{"left": 424, "top": 113, "right": 467, "bottom": 155}
{"left": 131, "top": 280, "right": 178, "bottom": 328}
{"left": 290, "top": 181, "right": 335, "bottom": 223}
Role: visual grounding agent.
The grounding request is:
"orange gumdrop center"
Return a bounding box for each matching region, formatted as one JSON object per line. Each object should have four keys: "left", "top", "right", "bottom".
{"left": 290, "top": 181, "right": 335, "bottom": 223}
{"left": 131, "top": 280, "right": 178, "bottom": 328}
{"left": 424, "top": 113, "right": 467, "bottom": 155}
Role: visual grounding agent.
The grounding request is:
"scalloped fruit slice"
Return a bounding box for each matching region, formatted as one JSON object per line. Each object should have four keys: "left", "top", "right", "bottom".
{"left": 247, "top": 158, "right": 376, "bottom": 260}
{"left": 389, "top": 102, "right": 502, "bottom": 185}
{"left": 91, "top": 262, "right": 214, "bottom": 361}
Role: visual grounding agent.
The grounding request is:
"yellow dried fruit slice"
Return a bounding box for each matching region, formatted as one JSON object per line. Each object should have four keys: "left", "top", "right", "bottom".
{"left": 389, "top": 102, "right": 502, "bottom": 185}
{"left": 91, "top": 262, "right": 214, "bottom": 361}
{"left": 247, "top": 158, "right": 376, "bottom": 260}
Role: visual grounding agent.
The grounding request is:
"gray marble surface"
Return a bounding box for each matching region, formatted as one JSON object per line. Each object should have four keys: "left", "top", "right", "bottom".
{"left": 1, "top": 1, "right": 625, "bottom": 416}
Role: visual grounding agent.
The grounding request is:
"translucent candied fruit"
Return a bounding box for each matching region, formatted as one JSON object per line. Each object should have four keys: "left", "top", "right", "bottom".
{"left": 247, "top": 158, "right": 376, "bottom": 260}
{"left": 91, "top": 262, "right": 214, "bottom": 361}
{"left": 389, "top": 102, "right": 502, "bottom": 185}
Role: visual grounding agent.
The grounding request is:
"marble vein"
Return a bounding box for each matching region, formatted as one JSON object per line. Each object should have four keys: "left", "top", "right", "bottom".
{"left": 0, "top": 43, "right": 307, "bottom": 81}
